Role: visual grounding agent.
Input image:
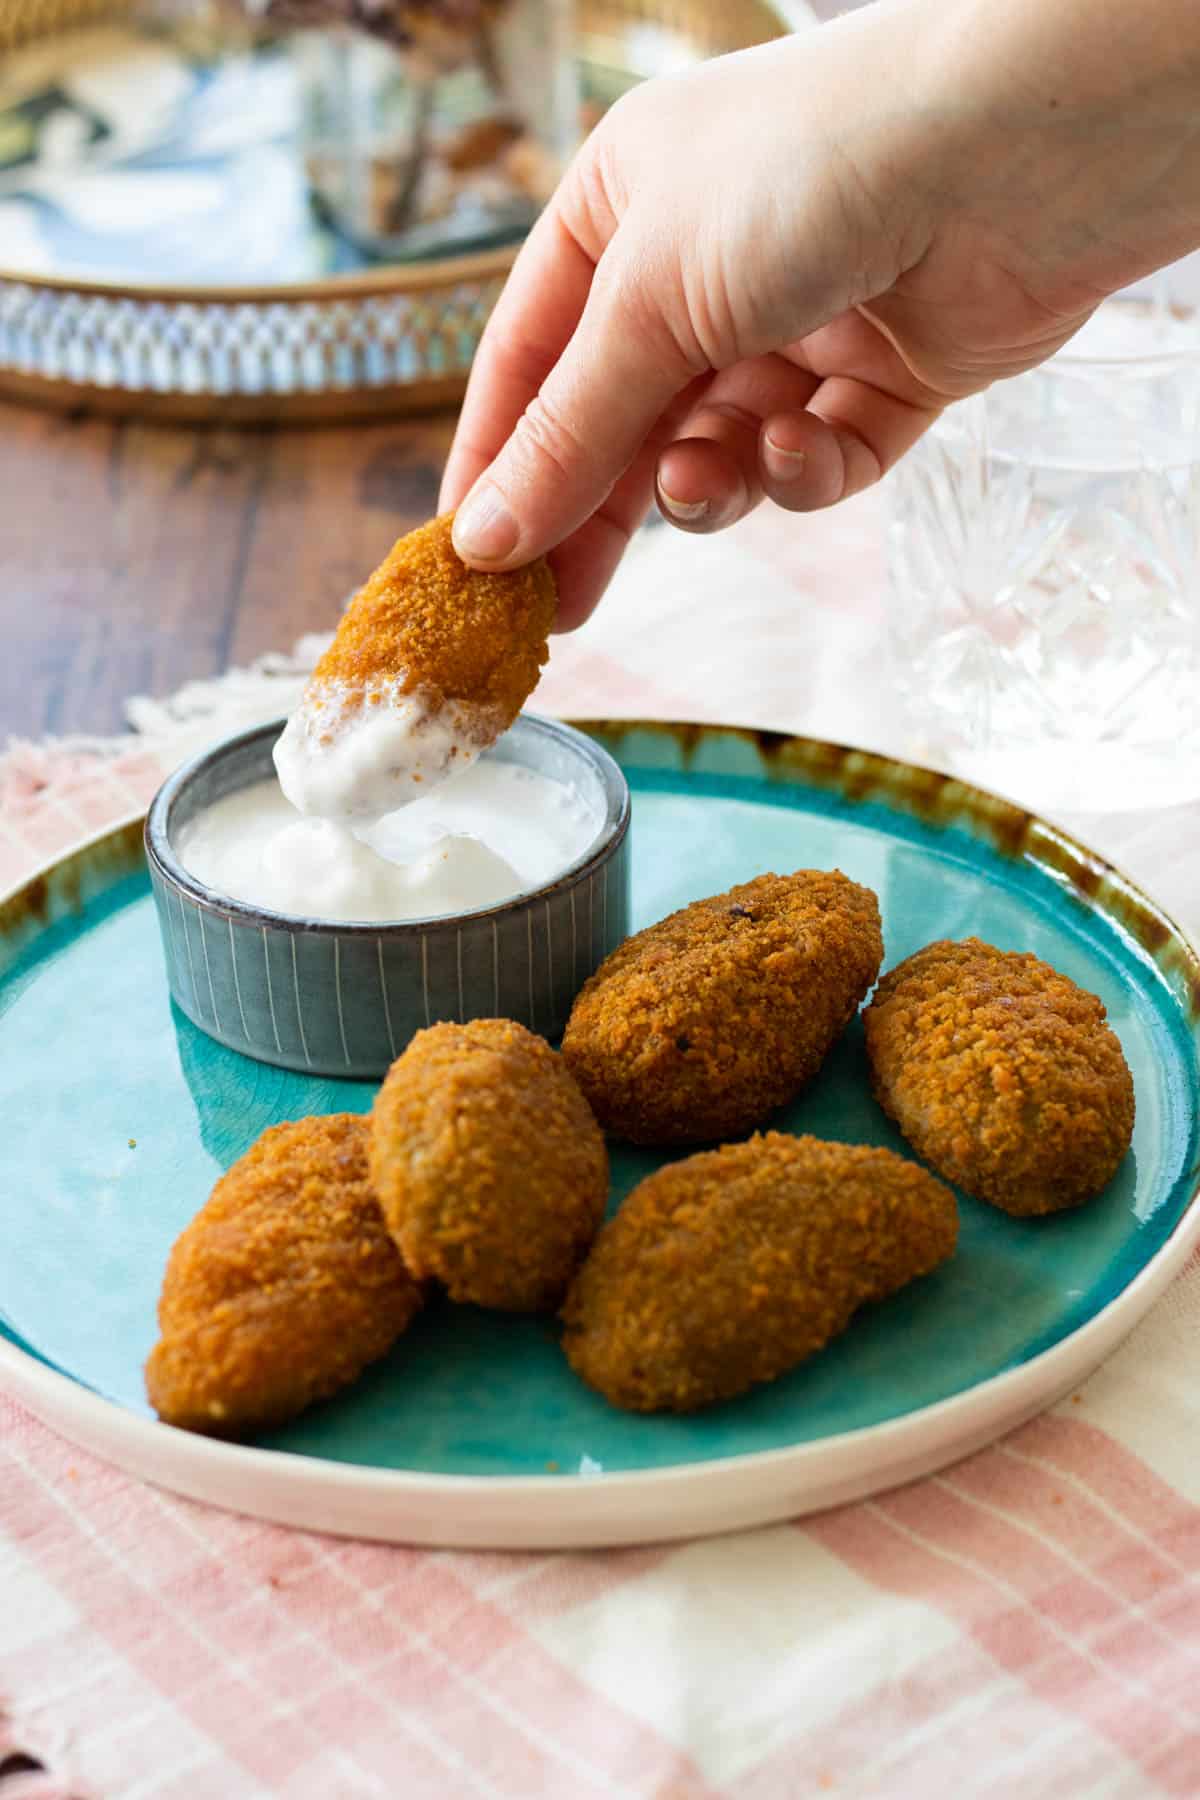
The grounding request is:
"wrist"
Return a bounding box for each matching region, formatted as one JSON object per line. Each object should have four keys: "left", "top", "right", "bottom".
{"left": 912, "top": 0, "right": 1200, "bottom": 303}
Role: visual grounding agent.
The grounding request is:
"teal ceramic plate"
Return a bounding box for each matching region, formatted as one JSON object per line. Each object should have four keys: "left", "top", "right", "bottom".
{"left": 3, "top": 722, "right": 1199, "bottom": 1549}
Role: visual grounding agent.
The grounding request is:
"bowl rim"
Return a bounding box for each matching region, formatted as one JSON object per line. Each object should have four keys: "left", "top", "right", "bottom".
{"left": 144, "top": 712, "right": 630, "bottom": 934}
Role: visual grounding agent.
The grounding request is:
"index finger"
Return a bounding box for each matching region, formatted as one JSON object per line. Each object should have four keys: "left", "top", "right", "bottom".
{"left": 439, "top": 202, "right": 602, "bottom": 514}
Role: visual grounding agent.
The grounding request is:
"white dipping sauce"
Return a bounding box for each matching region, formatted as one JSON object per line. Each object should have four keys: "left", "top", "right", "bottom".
{"left": 274, "top": 681, "right": 495, "bottom": 822}
{"left": 176, "top": 758, "right": 601, "bottom": 923}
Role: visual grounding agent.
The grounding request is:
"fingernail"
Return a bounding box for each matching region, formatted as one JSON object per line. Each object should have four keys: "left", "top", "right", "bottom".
{"left": 763, "top": 435, "right": 807, "bottom": 484}
{"left": 656, "top": 483, "right": 710, "bottom": 526}
{"left": 452, "top": 485, "right": 519, "bottom": 562}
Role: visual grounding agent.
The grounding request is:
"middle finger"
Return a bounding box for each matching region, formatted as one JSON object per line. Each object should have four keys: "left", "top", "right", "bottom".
{"left": 655, "top": 354, "right": 821, "bottom": 533}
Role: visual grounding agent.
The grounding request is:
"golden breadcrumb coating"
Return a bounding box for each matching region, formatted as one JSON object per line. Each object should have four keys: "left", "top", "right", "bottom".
{"left": 561, "top": 1131, "right": 958, "bottom": 1412}
{"left": 560, "top": 870, "right": 883, "bottom": 1145}
{"left": 370, "top": 1019, "right": 609, "bottom": 1311}
{"left": 145, "top": 1115, "right": 420, "bottom": 1434}
{"left": 307, "top": 511, "right": 555, "bottom": 728}
{"left": 864, "top": 937, "right": 1135, "bottom": 1216}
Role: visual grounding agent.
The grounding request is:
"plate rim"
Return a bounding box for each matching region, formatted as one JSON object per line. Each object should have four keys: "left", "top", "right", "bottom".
{"left": 3, "top": 724, "right": 1199, "bottom": 1547}
{"left": 4, "top": 1209, "right": 1197, "bottom": 1547}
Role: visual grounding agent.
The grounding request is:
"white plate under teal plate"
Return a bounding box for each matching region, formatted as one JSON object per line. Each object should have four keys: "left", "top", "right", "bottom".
{"left": 3, "top": 723, "right": 1199, "bottom": 1549}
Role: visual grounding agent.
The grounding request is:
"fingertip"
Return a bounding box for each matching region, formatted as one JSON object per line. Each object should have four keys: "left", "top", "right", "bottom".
{"left": 544, "top": 511, "right": 633, "bottom": 633}
{"left": 760, "top": 411, "right": 809, "bottom": 482}
{"left": 548, "top": 595, "right": 596, "bottom": 635}
{"left": 761, "top": 382, "right": 940, "bottom": 515}
{"left": 437, "top": 472, "right": 461, "bottom": 516}
{"left": 655, "top": 438, "right": 750, "bottom": 534}
{"left": 758, "top": 412, "right": 845, "bottom": 512}
{"left": 826, "top": 423, "right": 883, "bottom": 500}
{"left": 438, "top": 451, "right": 472, "bottom": 517}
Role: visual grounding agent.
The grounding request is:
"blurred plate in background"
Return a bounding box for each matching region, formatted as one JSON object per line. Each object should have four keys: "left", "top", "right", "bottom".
{"left": 0, "top": 0, "right": 806, "bottom": 419}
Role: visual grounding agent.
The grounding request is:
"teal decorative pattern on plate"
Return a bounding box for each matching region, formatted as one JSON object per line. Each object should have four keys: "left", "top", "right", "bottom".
{"left": 2, "top": 724, "right": 1198, "bottom": 1547}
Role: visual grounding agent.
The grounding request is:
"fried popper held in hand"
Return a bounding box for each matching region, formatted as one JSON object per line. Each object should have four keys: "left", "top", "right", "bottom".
{"left": 274, "top": 513, "right": 557, "bottom": 819}
{"left": 561, "top": 870, "right": 883, "bottom": 1145}
{"left": 370, "top": 1019, "right": 609, "bottom": 1311}
{"left": 561, "top": 1132, "right": 958, "bottom": 1413}
{"left": 864, "top": 938, "right": 1135, "bottom": 1217}
{"left": 145, "top": 1115, "right": 421, "bottom": 1435}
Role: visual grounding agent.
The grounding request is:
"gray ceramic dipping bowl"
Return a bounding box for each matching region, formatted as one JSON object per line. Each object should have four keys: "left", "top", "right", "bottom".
{"left": 144, "top": 713, "right": 630, "bottom": 1077}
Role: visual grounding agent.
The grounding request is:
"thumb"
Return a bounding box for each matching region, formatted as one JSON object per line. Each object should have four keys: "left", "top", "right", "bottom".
{"left": 451, "top": 247, "right": 701, "bottom": 569}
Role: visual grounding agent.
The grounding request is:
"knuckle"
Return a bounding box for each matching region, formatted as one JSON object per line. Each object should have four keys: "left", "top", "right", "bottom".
{"left": 510, "top": 396, "right": 588, "bottom": 485}
{"left": 562, "top": 137, "right": 621, "bottom": 246}
{"left": 595, "top": 79, "right": 651, "bottom": 141}
{"left": 593, "top": 257, "right": 708, "bottom": 382}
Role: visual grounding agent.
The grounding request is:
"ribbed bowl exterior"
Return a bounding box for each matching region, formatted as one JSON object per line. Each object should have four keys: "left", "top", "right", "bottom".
{"left": 145, "top": 715, "right": 630, "bottom": 1077}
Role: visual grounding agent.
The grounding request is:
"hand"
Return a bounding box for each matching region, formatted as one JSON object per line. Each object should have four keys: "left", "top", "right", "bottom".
{"left": 440, "top": 0, "right": 1200, "bottom": 628}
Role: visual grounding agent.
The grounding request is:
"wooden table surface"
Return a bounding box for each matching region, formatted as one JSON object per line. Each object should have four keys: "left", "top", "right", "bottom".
{"left": 5, "top": 395, "right": 1198, "bottom": 951}
{"left": 1, "top": 399, "right": 456, "bottom": 742}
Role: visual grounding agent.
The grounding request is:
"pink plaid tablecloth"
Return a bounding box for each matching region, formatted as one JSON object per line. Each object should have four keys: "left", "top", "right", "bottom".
{"left": 4, "top": 496, "right": 1200, "bottom": 1800}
